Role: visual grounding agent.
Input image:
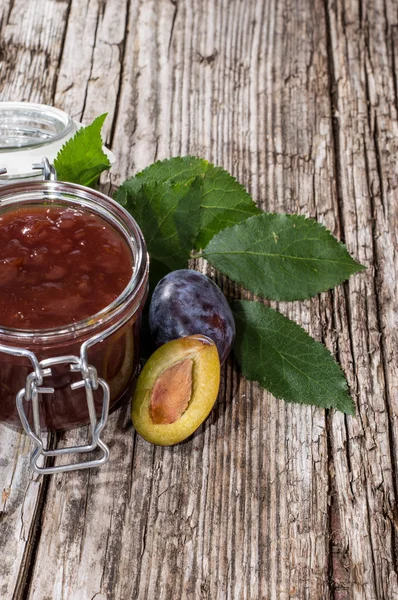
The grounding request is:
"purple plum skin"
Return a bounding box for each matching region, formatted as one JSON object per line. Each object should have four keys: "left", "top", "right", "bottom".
{"left": 149, "top": 270, "right": 235, "bottom": 364}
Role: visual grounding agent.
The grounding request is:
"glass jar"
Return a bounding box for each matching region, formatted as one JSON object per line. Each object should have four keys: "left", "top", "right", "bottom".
{"left": 0, "top": 177, "right": 149, "bottom": 473}
{"left": 0, "top": 102, "right": 114, "bottom": 182}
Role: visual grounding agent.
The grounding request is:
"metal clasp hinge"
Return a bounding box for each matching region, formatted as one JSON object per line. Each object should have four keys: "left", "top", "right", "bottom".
{"left": 32, "top": 157, "right": 57, "bottom": 181}
{"left": 0, "top": 304, "right": 127, "bottom": 475}
{"left": 16, "top": 355, "right": 110, "bottom": 475}
{"left": 0, "top": 157, "right": 57, "bottom": 181}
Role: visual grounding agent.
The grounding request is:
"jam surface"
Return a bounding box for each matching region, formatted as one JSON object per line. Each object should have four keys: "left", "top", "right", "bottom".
{"left": 0, "top": 205, "right": 133, "bottom": 329}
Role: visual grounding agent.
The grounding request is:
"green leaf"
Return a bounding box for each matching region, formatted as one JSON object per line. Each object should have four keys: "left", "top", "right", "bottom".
{"left": 232, "top": 300, "right": 355, "bottom": 414}
{"left": 118, "top": 177, "right": 202, "bottom": 272}
{"left": 203, "top": 213, "right": 366, "bottom": 301}
{"left": 54, "top": 114, "right": 111, "bottom": 187}
{"left": 115, "top": 156, "right": 261, "bottom": 248}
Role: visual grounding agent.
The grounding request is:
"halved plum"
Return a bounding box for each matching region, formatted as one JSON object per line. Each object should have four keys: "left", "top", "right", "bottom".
{"left": 131, "top": 335, "right": 220, "bottom": 445}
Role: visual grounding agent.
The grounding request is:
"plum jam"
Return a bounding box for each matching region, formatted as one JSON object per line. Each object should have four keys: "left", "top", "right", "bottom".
{"left": 0, "top": 206, "right": 133, "bottom": 329}
{"left": 0, "top": 181, "right": 148, "bottom": 431}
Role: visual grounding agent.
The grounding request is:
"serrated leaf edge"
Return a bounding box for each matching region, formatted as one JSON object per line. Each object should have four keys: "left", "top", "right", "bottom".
{"left": 116, "top": 156, "right": 258, "bottom": 209}
{"left": 204, "top": 212, "right": 366, "bottom": 301}
{"left": 54, "top": 113, "right": 111, "bottom": 175}
{"left": 232, "top": 300, "right": 356, "bottom": 415}
{"left": 117, "top": 156, "right": 208, "bottom": 186}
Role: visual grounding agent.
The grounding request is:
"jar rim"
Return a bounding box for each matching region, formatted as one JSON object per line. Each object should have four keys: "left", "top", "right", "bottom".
{"left": 0, "top": 102, "right": 74, "bottom": 152}
{"left": 0, "top": 180, "right": 149, "bottom": 345}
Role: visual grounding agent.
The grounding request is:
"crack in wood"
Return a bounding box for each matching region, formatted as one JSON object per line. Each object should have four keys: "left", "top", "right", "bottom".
{"left": 167, "top": 0, "right": 178, "bottom": 58}
{"left": 108, "top": 0, "right": 131, "bottom": 150}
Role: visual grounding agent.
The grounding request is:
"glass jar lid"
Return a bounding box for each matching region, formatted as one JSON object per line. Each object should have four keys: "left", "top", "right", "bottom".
{"left": 0, "top": 102, "right": 114, "bottom": 183}
{"left": 0, "top": 102, "right": 74, "bottom": 151}
{"left": 0, "top": 102, "right": 78, "bottom": 182}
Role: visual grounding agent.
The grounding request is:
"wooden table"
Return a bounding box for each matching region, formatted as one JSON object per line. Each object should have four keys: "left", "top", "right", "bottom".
{"left": 1, "top": 1, "right": 398, "bottom": 598}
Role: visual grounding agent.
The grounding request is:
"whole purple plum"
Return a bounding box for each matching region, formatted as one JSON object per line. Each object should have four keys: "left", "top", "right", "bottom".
{"left": 149, "top": 270, "right": 235, "bottom": 364}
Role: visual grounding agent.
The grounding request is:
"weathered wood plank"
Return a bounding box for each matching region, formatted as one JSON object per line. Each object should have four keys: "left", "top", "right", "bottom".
{"left": 0, "top": 1, "right": 70, "bottom": 597}
{"left": 1, "top": 0, "right": 398, "bottom": 599}
{"left": 0, "top": 426, "right": 51, "bottom": 599}
{"left": 325, "top": 1, "right": 398, "bottom": 597}
{"left": 54, "top": 0, "right": 129, "bottom": 139}
{"left": 0, "top": 0, "right": 70, "bottom": 104}
{"left": 249, "top": 1, "right": 334, "bottom": 597}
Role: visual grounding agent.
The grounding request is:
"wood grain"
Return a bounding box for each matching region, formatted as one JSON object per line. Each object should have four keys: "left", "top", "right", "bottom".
{"left": 0, "top": 0, "right": 69, "bottom": 595}
{"left": 0, "top": 0, "right": 397, "bottom": 598}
